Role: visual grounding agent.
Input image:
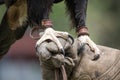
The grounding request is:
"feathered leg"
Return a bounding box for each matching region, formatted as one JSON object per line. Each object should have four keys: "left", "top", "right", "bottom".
{"left": 65, "top": 0, "right": 100, "bottom": 60}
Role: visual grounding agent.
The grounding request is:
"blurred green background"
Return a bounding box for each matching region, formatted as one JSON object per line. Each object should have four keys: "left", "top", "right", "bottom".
{"left": 0, "top": 0, "right": 120, "bottom": 49}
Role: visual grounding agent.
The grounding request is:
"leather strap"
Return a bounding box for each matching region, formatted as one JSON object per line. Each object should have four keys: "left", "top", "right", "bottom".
{"left": 29, "top": 27, "right": 42, "bottom": 40}
{"left": 61, "top": 65, "right": 68, "bottom": 80}
{"left": 76, "top": 26, "right": 89, "bottom": 36}
{"left": 30, "top": 19, "right": 53, "bottom": 40}
{"left": 41, "top": 19, "right": 53, "bottom": 29}
{"left": 55, "top": 65, "right": 68, "bottom": 80}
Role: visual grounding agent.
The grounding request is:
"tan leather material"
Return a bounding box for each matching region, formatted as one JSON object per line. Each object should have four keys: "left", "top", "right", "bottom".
{"left": 70, "top": 44, "right": 120, "bottom": 80}
{"left": 36, "top": 38, "right": 120, "bottom": 80}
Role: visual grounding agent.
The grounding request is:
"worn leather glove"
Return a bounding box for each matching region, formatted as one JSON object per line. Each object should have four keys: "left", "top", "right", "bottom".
{"left": 36, "top": 37, "right": 75, "bottom": 68}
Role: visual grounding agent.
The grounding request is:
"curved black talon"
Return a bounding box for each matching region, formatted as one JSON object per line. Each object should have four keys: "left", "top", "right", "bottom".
{"left": 60, "top": 48, "right": 65, "bottom": 55}
{"left": 92, "top": 54, "right": 100, "bottom": 61}
{"left": 68, "top": 35, "right": 74, "bottom": 45}
{"left": 78, "top": 43, "right": 86, "bottom": 55}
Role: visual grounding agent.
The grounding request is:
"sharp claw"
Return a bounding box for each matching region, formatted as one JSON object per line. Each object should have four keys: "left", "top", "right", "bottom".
{"left": 92, "top": 54, "right": 100, "bottom": 61}
{"left": 86, "top": 43, "right": 95, "bottom": 52}
{"left": 68, "top": 35, "right": 74, "bottom": 45}
{"left": 85, "top": 43, "right": 100, "bottom": 60}
{"left": 78, "top": 43, "right": 86, "bottom": 54}
{"left": 60, "top": 48, "right": 65, "bottom": 55}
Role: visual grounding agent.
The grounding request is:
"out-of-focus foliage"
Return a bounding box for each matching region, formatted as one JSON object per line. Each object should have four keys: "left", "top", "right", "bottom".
{"left": 0, "top": 1, "right": 120, "bottom": 49}
{"left": 90, "top": 0, "right": 120, "bottom": 49}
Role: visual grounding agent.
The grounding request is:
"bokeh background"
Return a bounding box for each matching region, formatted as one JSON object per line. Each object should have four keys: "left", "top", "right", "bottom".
{"left": 0, "top": 1, "right": 120, "bottom": 80}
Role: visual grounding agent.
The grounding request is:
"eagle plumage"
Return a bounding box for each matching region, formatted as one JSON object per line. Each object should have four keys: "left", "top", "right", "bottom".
{"left": 0, "top": 0, "right": 99, "bottom": 60}
{"left": 0, "top": 0, "right": 28, "bottom": 57}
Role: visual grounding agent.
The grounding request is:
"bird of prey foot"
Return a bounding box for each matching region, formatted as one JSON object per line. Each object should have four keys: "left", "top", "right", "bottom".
{"left": 78, "top": 35, "right": 100, "bottom": 60}
{"left": 36, "top": 28, "right": 74, "bottom": 55}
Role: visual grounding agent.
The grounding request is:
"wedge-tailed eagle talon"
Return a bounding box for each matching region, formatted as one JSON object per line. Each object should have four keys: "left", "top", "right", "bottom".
{"left": 78, "top": 35, "right": 101, "bottom": 60}
{"left": 68, "top": 35, "right": 74, "bottom": 45}
{"left": 60, "top": 48, "right": 65, "bottom": 55}
{"left": 36, "top": 27, "right": 74, "bottom": 55}
{"left": 92, "top": 54, "right": 100, "bottom": 60}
